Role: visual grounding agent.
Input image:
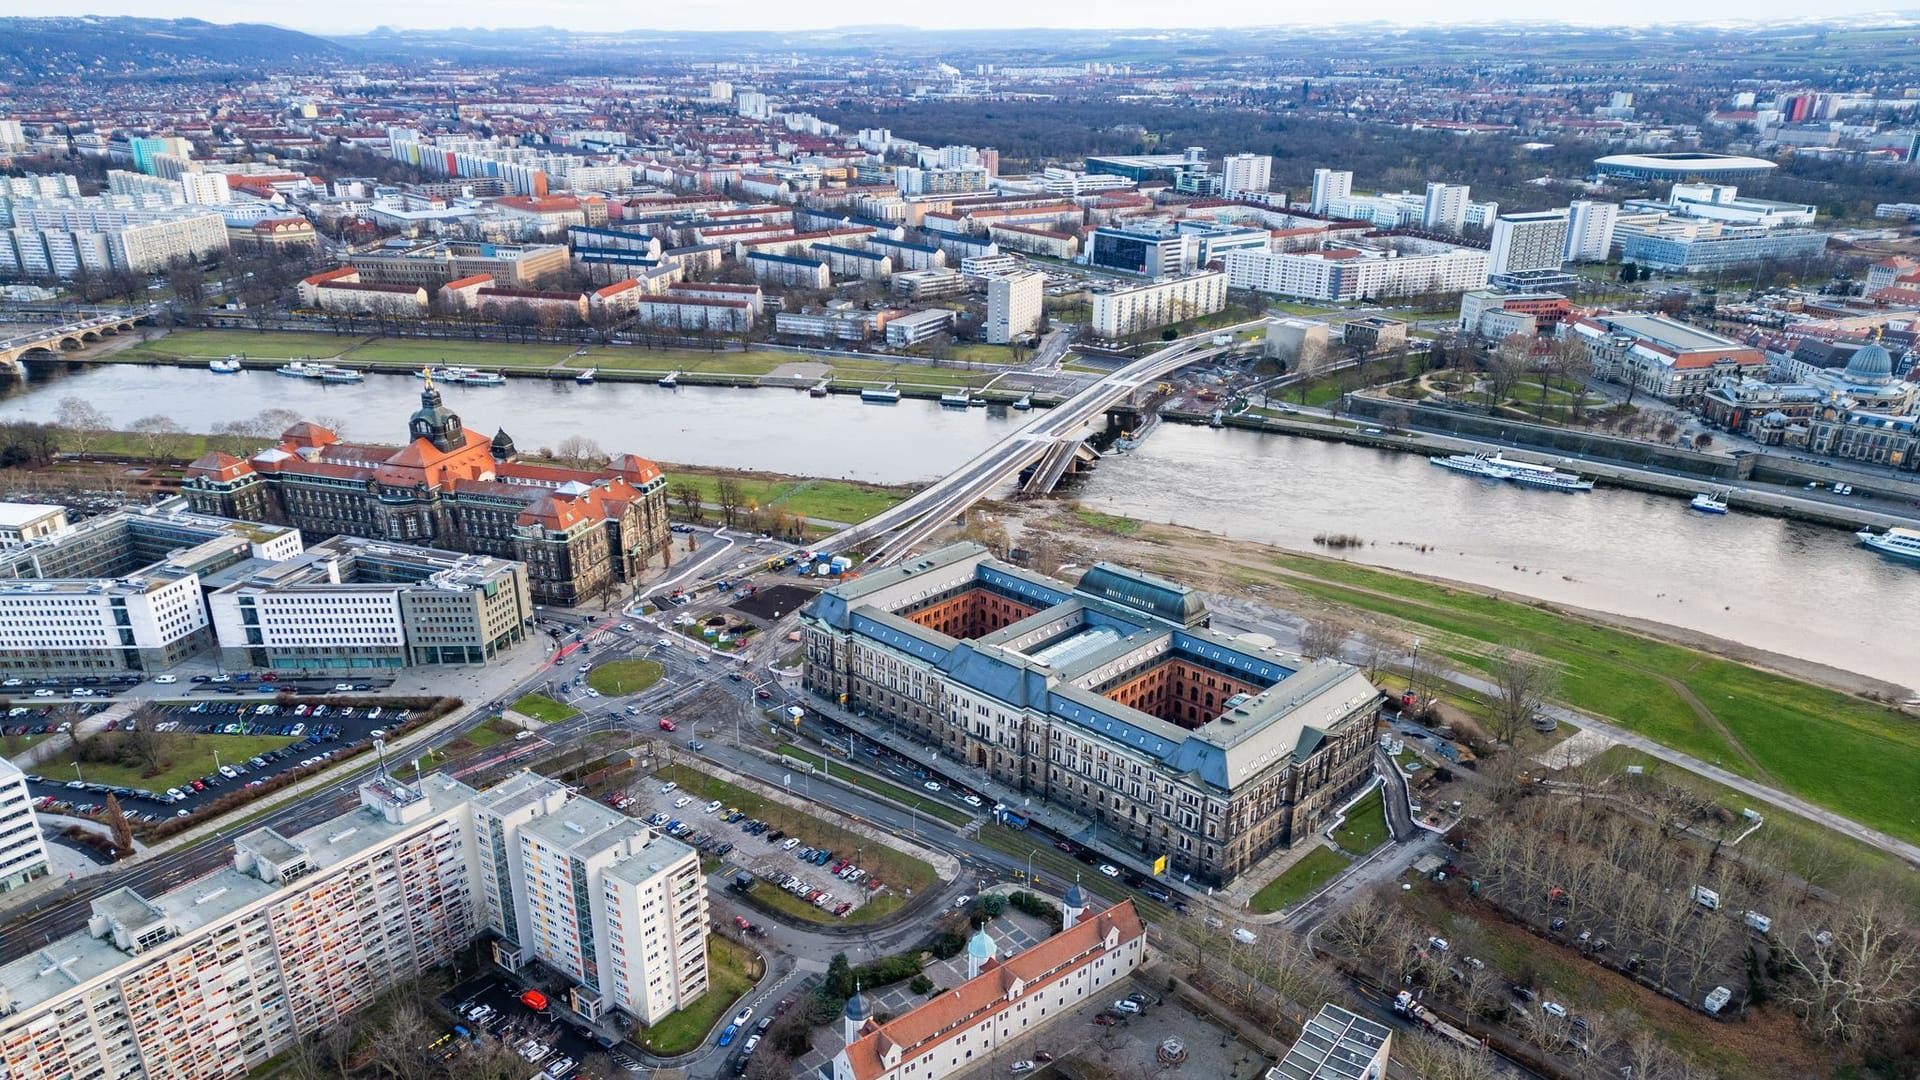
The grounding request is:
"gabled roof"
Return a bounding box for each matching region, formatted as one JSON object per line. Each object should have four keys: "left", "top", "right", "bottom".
{"left": 185, "top": 451, "right": 254, "bottom": 481}
{"left": 280, "top": 421, "right": 338, "bottom": 448}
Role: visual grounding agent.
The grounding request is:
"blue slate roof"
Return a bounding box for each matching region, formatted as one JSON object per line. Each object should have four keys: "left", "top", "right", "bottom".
{"left": 1075, "top": 563, "right": 1206, "bottom": 627}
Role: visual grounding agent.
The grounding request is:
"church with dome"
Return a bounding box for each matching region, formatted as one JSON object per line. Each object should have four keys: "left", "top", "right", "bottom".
{"left": 180, "top": 375, "right": 673, "bottom": 605}
{"left": 1800, "top": 338, "right": 1920, "bottom": 471}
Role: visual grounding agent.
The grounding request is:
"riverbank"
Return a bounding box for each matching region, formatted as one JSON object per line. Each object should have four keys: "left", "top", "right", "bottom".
{"left": 1003, "top": 500, "right": 1920, "bottom": 848}
{"left": 88, "top": 327, "right": 1055, "bottom": 404}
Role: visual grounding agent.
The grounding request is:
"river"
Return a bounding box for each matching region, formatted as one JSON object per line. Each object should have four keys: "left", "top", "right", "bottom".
{"left": 0, "top": 364, "right": 1020, "bottom": 483}
{"left": 1070, "top": 424, "right": 1920, "bottom": 687}
{"left": 5, "top": 363, "right": 1916, "bottom": 686}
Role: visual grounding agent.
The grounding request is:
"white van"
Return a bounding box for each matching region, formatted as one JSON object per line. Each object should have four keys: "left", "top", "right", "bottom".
{"left": 1690, "top": 885, "right": 1720, "bottom": 911}
{"left": 1231, "top": 927, "right": 1258, "bottom": 944}
{"left": 1743, "top": 911, "right": 1772, "bottom": 933}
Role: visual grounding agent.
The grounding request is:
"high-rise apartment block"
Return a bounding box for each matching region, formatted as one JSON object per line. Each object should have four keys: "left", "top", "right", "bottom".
{"left": 986, "top": 271, "right": 1046, "bottom": 344}
{"left": 1220, "top": 153, "right": 1273, "bottom": 199}
{"left": 0, "top": 758, "right": 49, "bottom": 892}
{"left": 0, "top": 771, "right": 707, "bottom": 1078}
{"left": 1488, "top": 210, "right": 1571, "bottom": 277}
{"left": 1090, "top": 271, "right": 1228, "bottom": 339}
{"left": 1422, "top": 182, "right": 1470, "bottom": 232}
{"left": 1563, "top": 200, "right": 1620, "bottom": 262}
{"left": 1310, "top": 168, "right": 1353, "bottom": 214}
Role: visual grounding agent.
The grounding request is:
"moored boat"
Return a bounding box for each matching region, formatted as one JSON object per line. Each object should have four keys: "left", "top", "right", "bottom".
{"left": 657, "top": 371, "right": 680, "bottom": 387}
{"left": 860, "top": 386, "right": 900, "bottom": 404}
{"left": 1012, "top": 395, "right": 1033, "bottom": 411}
{"left": 1857, "top": 525, "right": 1920, "bottom": 566}
{"left": 276, "top": 361, "right": 323, "bottom": 378}
{"left": 574, "top": 368, "right": 597, "bottom": 384}
{"left": 939, "top": 392, "right": 970, "bottom": 408}
{"left": 317, "top": 366, "right": 363, "bottom": 383}
{"left": 209, "top": 357, "right": 241, "bottom": 374}
{"left": 1689, "top": 490, "right": 1730, "bottom": 514}
{"left": 809, "top": 380, "right": 830, "bottom": 397}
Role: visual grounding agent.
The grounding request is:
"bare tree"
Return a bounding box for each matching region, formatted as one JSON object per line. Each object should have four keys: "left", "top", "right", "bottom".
{"left": 1482, "top": 334, "right": 1533, "bottom": 407}
{"left": 959, "top": 510, "right": 1010, "bottom": 557}
{"left": 1299, "top": 615, "right": 1351, "bottom": 661}
{"left": 554, "top": 435, "right": 605, "bottom": 469}
{"left": 1396, "top": 1030, "right": 1500, "bottom": 1080}
{"left": 129, "top": 415, "right": 185, "bottom": 462}
{"left": 1780, "top": 890, "right": 1920, "bottom": 1043}
{"left": 56, "top": 396, "right": 113, "bottom": 457}
{"left": 715, "top": 476, "right": 743, "bottom": 527}
{"left": 672, "top": 481, "right": 705, "bottom": 523}
{"left": 1488, "top": 647, "right": 1555, "bottom": 743}
{"left": 103, "top": 794, "right": 135, "bottom": 858}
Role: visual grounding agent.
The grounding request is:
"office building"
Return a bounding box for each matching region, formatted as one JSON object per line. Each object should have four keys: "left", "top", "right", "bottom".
{"left": 0, "top": 503, "right": 68, "bottom": 549}
{"left": 1085, "top": 148, "right": 1209, "bottom": 184}
{"left": 349, "top": 240, "right": 570, "bottom": 289}
{"left": 1457, "top": 289, "right": 1570, "bottom": 339}
{"left": 1089, "top": 271, "right": 1228, "bottom": 339}
{"left": 1487, "top": 211, "right": 1569, "bottom": 278}
{"left": 1422, "top": 182, "right": 1470, "bottom": 232}
{"left": 1564, "top": 313, "right": 1768, "bottom": 402}
{"left": 1221, "top": 154, "right": 1273, "bottom": 199}
{"left": 802, "top": 545, "right": 1381, "bottom": 882}
{"left": 0, "top": 758, "right": 50, "bottom": 891}
{"left": 883, "top": 308, "right": 956, "bottom": 348}
{"left": 835, "top": 901, "right": 1147, "bottom": 1080}
{"left": 0, "top": 770, "right": 709, "bottom": 1079}
{"left": 1309, "top": 169, "right": 1353, "bottom": 215}
{"left": 1343, "top": 317, "right": 1407, "bottom": 353}
{"left": 207, "top": 536, "right": 531, "bottom": 673}
{"left": 0, "top": 507, "right": 302, "bottom": 677}
{"left": 1087, "top": 225, "right": 1191, "bottom": 278}
{"left": 1563, "top": 201, "right": 1619, "bottom": 262}
{"left": 1266, "top": 1004, "right": 1393, "bottom": 1080}
{"left": 987, "top": 271, "right": 1045, "bottom": 344}
{"left": 181, "top": 382, "right": 670, "bottom": 608}
{"left": 1618, "top": 223, "right": 1827, "bottom": 273}
{"left": 1636, "top": 183, "right": 1816, "bottom": 230}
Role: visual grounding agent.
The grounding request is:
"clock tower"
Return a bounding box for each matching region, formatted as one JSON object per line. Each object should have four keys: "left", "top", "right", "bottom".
{"left": 408, "top": 370, "right": 464, "bottom": 451}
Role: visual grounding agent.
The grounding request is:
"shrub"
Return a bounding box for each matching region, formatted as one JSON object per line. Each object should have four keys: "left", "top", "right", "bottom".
{"left": 929, "top": 932, "right": 966, "bottom": 960}
{"left": 909, "top": 975, "right": 934, "bottom": 995}
{"left": 981, "top": 894, "right": 1007, "bottom": 917}
{"left": 1009, "top": 891, "right": 1061, "bottom": 923}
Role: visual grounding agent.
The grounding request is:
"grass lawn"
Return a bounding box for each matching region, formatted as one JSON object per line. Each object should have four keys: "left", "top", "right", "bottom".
{"left": 89, "top": 430, "right": 259, "bottom": 462}
{"left": 824, "top": 358, "right": 989, "bottom": 389}
{"left": 571, "top": 348, "right": 786, "bottom": 376}
{"left": 343, "top": 338, "right": 575, "bottom": 369}
{"left": 510, "top": 693, "right": 578, "bottom": 725}
{"left": 127, "top": 329, "right": 368, "bottom": 360}
{"left": 1331, "top": 788, "right": 1389, "bottom": 854}
{"left": 587, "top": 659, "right": 664, "bottom": 696}
{"left": 636, "top": 934, "right": 759, "bottom": 1054}
{"left": 772, "top": 744, "right": 970, "bottom": 825}
{"left": 772, "top": 481, "right": 908, "bottom": 524}
{"left": 1269, "top": 552, "right": 1920, "bottom": 845}
{"left": 1248, "top": 846, "right": 1351, "bottom": 914}
{"left": 1070, "top": 507, "right": 1141, "bottom": 536}
{"left": 57, "top": 733, "right": 301, "bottom": 793}
{"left": 453, "top": 717, "right": 520, "bottom": 752}
{"left": 657, "top": 764, "right": 936, "bottom": 924}
{"left": 942, "top": 343, "right": 1017, "bottom": 364}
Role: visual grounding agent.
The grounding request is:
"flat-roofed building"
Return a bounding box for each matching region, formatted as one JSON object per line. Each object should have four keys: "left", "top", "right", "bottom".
{"left": 350, "top": 240, "right": 569, "bottom": 288}
{"left": 1089, "top": 272, "right": 1228, "bottom": 339}
{"left": 1266, "top": 1004, "right": 1393, "bottom": 1080}
{"left": 0, "top": 758, "right": 49, "bottom": 891}
{"left": 0, "top": 503, "right": 68, "bottom": 548}
{"left": 802, "top": 545, "right": 1380, "bottom": 883}
{"left": 987, "top": 271, "right": 1045, "bottom": 344}
{"left": 1565, "top": 312, "right": 1768, "bottom": 402}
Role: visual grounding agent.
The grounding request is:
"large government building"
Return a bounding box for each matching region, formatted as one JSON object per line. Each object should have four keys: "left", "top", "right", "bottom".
{"left": 801, "top": 545, "right": 1381, "bottom": 884}
{"left": 0, "top": 771, "right": 706, "bottom": 1080}
{"left": 182, "top": 377, "right": 671, "bottom": 606}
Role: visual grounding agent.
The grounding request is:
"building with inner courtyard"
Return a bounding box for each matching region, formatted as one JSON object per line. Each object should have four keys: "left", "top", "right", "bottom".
{"left": 801, "top": 545, "right": 1381, "bottom": 884}
{"left": 181, "top": 374, "right": 671, "bottom": 606}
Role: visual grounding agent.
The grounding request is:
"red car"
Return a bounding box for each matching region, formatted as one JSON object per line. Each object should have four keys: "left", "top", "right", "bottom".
{"left": 754, "top": 689, "right": 772, "bottom": 700}
{"left": 1053, "top": 840, "right": 1075, "bottom": 853}
{"left": 659, "top": 719, "right": 677, "bottom": 732}
{"left": 1094, "top": 1015, "right": 1116, "bottom": 1026}
{"left": 735, "top": 915, "right": 752, "bottom": 931}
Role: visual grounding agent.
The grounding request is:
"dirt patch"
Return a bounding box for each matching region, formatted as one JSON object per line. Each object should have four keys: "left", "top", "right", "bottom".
{"left": 768, "top": 361, "right": 830, "bottom": 379}
{"left": 730, "top": 583, "right": 819, "bottom": 622}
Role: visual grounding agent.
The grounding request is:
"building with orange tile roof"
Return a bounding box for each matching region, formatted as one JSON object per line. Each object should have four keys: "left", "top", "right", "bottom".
{"left": 833, "top": 901, "right": 1147, "bottom": 1080}
{"left": 181, "top": 377, "right": 669, "bottom": 606}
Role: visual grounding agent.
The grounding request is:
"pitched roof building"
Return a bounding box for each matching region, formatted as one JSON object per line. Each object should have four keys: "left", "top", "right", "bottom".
{"left": 181, "top": 375, "right": 670, "bottom": 606}
{"left": 834, "top": 901, "right": 1148, "bottom": 1080}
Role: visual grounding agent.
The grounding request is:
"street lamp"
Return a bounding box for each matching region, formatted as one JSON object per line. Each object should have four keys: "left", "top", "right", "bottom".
{"left": 73, "top": 763, "right": 83, "bottom": 783}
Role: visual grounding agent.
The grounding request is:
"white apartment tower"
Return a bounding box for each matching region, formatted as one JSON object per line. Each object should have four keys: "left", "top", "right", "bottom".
{"left": 179, "top": 172, "right": 232, "bottom": 206}
{"left": 0, "top": 758, "right": 49, "bottom": 891}
{"left": 1310, "top": 168, "right": 1352, "bottom": 214}
{"left": 1220, "top": 154, "right": 1273, "bottom": 199}
{"left": 471, "top": 773, "right": 706, "bottom": 1025}
{"left": 0, "top": 771, "right": 711, "bottom": 1080}
{"left": 1488, "top": 210, "right": 1571, "bottom": 276}
{"left": 1564, "top": 200, "right": 1620, "bottom": 262}
{"left": 1423, "top": 182, "right": 1470, "bottom": 232}
{"left": 986, "top": 271, "right": 1045, "bottom": 344}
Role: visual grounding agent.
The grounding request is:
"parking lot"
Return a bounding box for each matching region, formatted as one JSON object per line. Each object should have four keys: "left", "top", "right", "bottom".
{"left": 442, "top": 975, "right": 633, "bottom": 1078}
{"left": 614, "top": 778, "right": 895, "bottom": 921}
{"left": 15, "top": 697, "right": 418, "bottom": 825}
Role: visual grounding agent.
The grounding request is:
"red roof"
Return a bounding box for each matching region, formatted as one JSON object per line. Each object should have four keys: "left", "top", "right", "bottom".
{"left": 443, "top": 274, "right": 494, "bottom": 290}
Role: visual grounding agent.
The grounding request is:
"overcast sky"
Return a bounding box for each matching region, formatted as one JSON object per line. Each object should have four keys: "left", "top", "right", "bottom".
{"left": 0, "top": 0, "right": 1894, "bottom": 33}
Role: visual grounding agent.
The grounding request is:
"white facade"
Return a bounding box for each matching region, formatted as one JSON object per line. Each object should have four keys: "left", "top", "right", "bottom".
{"left": 0, "top": 573, "right": 207, "bottom": 663}
{"left": 180, "top": 172, "right": 231, "bottom": 205}
{"left": 1224, "top": 245, "right": 1489, "bottom": 302}
{"left": 1423, "top": 182, "right": 1470, "bottom": 232}
{"left": 1221, "top": 154, "right": 1273, "bottom": 199}
{"left": 0, "top": 758, "right": 49, "bottom": 891}
{"left": 0, "top": 503, "right": 68, "bottom": 548}
{"left": 0, "top": 120, "right": 23, "bottom": 149}
{"left": 987, "top": 271, "right": 1045, "bottom": 344}
{"left": 0, "top": 198, "right": 228, "bottom": 277}
{"left": 209, "top": 588, "right": 404, "bottom": 653}
{"left": 1309, "top": 169, "right": 1352, "bottom": 214}
{"left": 1564, "top": 200, "right": 1619, "bottom": 261}
{"left": 1090, "top": 271, "right": 1228, "bottom": 338}
{"left": 1488, "top": 211, "right": 1570, "bottom": 276}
